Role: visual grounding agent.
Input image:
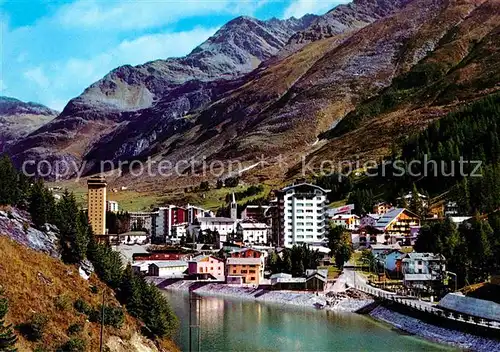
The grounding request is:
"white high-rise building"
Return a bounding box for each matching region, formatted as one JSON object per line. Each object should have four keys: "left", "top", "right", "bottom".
{"left": 273, "top": 183, "right": 330, "bottom": 247}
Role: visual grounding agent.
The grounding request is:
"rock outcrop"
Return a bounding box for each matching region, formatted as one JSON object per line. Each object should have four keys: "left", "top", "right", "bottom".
{"left": 0, "top": 207, "right": 59, "bottom": 257}
{"left": 0, "top": 96, "right": 57, "bottom": 152}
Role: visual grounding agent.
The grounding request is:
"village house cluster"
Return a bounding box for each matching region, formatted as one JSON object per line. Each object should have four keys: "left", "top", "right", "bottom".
{"left": 85, "top": 177, "right": 462, "bottom": 294}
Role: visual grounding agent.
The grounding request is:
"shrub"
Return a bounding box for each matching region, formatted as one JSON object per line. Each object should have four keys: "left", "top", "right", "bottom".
{"left": 54, "top": 295, "right": 71, "bottom": 311}
{"left": 57, "top": 337, "right": 86, "bottom": 352}
{"left": 67, "top": 323, "right": 83, "bottom": 335}
{"left": 89, "top": 305, "right": 124, "bottom": 329}
{"left": 18, "top": 313, "right": 48, "bottom": 341}
{"left": 90, "top": 285, "right": 99, "bottom": 294}
{"left": 34, "top": 346, "right": 50, "bottom": 352}
{"left": 73, "top": 299, "right": 91, "bottom": 315}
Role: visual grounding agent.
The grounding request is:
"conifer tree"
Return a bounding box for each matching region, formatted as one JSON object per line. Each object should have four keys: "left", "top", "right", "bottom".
{"left": 28, "top": 179, "right": 55, "bottom": 228}
{"left": 56, "top": 191, "right": 88, "bottom": 263}
{"left": 0, "top": 295, "right": 17, "bottom": 352}
{"left": 409, "top": 184, "right": 423, "bottom": 217}
{"left": 0, "top": 155, "right": 19, "bottom": 206}
{"left": 119, "top": 265, "right": 144, "bottom": 319}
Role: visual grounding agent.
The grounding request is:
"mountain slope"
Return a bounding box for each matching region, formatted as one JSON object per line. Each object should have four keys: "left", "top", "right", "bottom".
{"left": 0, "top": 234, "right": 173, "bottom": 351}
{"left": 179, "top": 0, "right": 489, "bottom": 164}
{"left": 303, "top": 0, "right": 500, "bottom": 173}
{"left": 8, "top": 15, "right": 317, "bottom": 177}
{"left": 0, "top": 96, "right": 57, "bottom": 153}
{"left": 9, "top": 0, "right": 500, "bottom": 190}
{"left": 281, "top": 0, "right": 413, "bottom": 56}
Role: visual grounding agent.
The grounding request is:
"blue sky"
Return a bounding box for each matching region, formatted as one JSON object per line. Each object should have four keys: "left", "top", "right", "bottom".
{"left": 1, "top": 0, "right": 345, "bottom": 111}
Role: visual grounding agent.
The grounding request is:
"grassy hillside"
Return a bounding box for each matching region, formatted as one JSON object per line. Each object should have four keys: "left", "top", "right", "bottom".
{"left": 0, "top": 235, "right": 177, "bottom": 351}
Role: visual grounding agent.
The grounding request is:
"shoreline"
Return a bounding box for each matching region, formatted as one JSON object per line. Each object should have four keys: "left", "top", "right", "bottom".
{"left": 156, "top": 279, "right": 374, "bottom": 312}
{"left": 369, "top": 306, "right": 500, "bottom": 352}
{"left": 155, "top": 278, "right": 500, "bottom": 351}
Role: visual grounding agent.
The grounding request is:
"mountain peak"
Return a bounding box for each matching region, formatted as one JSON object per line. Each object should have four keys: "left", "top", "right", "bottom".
{"left": 0, "top": 96, "right": 57, "bottom": 153}
{"left": 0, "top": 96, "right": 58, "bottom": 116}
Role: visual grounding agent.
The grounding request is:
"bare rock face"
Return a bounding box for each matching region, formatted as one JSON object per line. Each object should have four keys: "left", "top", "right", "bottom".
{"left": 62, "top": 15, "right": 319, "bottom": 115}
{"left": 0, "top": 207, "right": 59, "bottom": 258}
{"left": 8, "top": 0, "right": 499, "bottom": 187}
{"left": 8, "top": 15, "right": 317, "bottom": 177}
{"left": 283, "top": 0, "right": 415, "bottom": 53}
{"left": 0, "top": 96, "right": 57, "bottom": 152}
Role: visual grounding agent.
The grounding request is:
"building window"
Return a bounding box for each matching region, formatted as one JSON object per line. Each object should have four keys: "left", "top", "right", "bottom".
{"left": 250, "top": 277, "right": 256, "bottom": 281}
{"left": 241, "top": 270, "right": 248, "bottom": 274}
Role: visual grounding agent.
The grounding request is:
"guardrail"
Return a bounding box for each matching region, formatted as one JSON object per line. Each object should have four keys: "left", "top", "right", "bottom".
{"left": 351, "top": 283, "right": 500, "bottom": 330}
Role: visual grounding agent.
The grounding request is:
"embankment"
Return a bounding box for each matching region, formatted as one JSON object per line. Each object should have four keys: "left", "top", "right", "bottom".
{"left": 370, "top": 305, "right": 500, "bottom": 351}
{"left": 155, "top": 279, "right": 374, "bottom": 312}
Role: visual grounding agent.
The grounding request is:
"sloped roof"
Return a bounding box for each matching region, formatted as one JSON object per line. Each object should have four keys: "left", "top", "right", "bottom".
{"left": 402, "top": 252, "right": 445, "bottom": 262}
{"left": 198, "top": 217, "right": 235, "bottom": 223}
{"left": 375, "top": 208, "right": 419, "bottom": 230}
{"left": 189, "top": 255, "right": 223, "bottom": 263}
{"left": 438, "top": 293, "right": 500, "bottom": 322}
{"left": 282, "top": 183, "right": 330, "bottom": 193}
{"left": 238, "top": 222, "right": 268, "bottom": 229}
{"left": 226, "top": 258, "right": 262, "bottom": 265}
{"left": 149, "top": 260, "right": 188, "bottom": 268}
{"left": 331, "top": 214, "right": 360, "bottom": 220}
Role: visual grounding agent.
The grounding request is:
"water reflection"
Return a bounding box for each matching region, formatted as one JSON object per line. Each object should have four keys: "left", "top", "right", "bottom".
{"left": 163, "top": 290, "right": 454, "bottom": 352}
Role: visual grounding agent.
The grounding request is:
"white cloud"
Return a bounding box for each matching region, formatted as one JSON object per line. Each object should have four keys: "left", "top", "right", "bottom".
{"left": 283, "top": 0, "right": 346, "bottom": 19}
{"left": 19, "top": 26, "right": 218, "bottom": 110}
{"left": 55, "top": 0, "right": 255, "bottom": 31}
{"left": 114, "top": 27, "right": 219, "bottom": 64}
{"left": 24, "top": 67, "right": 50, "bottom": 88}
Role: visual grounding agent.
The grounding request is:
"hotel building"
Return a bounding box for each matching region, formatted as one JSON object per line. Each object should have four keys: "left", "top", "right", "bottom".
{"left": 87, "top": 176, "right": 107, "bottom": 235}
{"left": 272, "top": 183, "right": 330, "bottom": 247}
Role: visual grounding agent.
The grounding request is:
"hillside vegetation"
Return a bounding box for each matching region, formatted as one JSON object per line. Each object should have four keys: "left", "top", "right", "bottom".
{"left": 0, "top": 235, "right": 177, "bottom": 351}
{"left": 0, "top": 156, "right": 179, "bottom": 351}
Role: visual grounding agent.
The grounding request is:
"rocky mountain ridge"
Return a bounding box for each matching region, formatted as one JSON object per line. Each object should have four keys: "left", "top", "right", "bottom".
{"left": 0, "top": 96, "right": 57, "bottom": 153}
{"left": 8, "top": 14, "right": 317, "bottom": 176}
{"left": 7, "top": 0, "right": 500, "bottom": 189}
{"left": 282, "top": 0, "right": 414, "bottom": 55}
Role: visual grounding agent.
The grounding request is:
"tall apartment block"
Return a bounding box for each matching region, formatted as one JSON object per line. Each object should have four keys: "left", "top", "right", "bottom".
{"left": 272, "top": 183, "right": 330, "bottom": 247}
{"left": 87, "top": 176, "right": 107, "bottom": 235}
{"left": 152, "top": 205, "right": 188, "bottom": 243}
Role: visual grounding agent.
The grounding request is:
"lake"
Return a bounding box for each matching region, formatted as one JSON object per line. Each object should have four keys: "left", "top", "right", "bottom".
{"left": 163, "top": 290, "right": 454, "bottom": 351}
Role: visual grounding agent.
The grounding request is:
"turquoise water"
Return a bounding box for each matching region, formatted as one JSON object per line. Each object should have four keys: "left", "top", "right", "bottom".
{"left": 163, "top": 291, "right": 455, "bottom": 352}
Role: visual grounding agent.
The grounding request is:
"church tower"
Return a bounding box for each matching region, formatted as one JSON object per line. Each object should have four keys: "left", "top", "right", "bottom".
{"left": 230, "top": 193, "right": 238, "bottom": 220}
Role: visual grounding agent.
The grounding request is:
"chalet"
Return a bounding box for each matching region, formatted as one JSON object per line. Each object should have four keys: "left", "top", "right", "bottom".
{"left": 375, "top": 208, "right": 420, "bottom": 245}
{"left": 360, "top": 214, "right": 381, "bottom": 228}
{"left": 330, "top": 214, "right": 360, "bottom": 230}
{"left": 372, "top": 202, "right": 392, "bottom": 215}
{"left": 358, "top": 226, "right": 385, "bottom": 247}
